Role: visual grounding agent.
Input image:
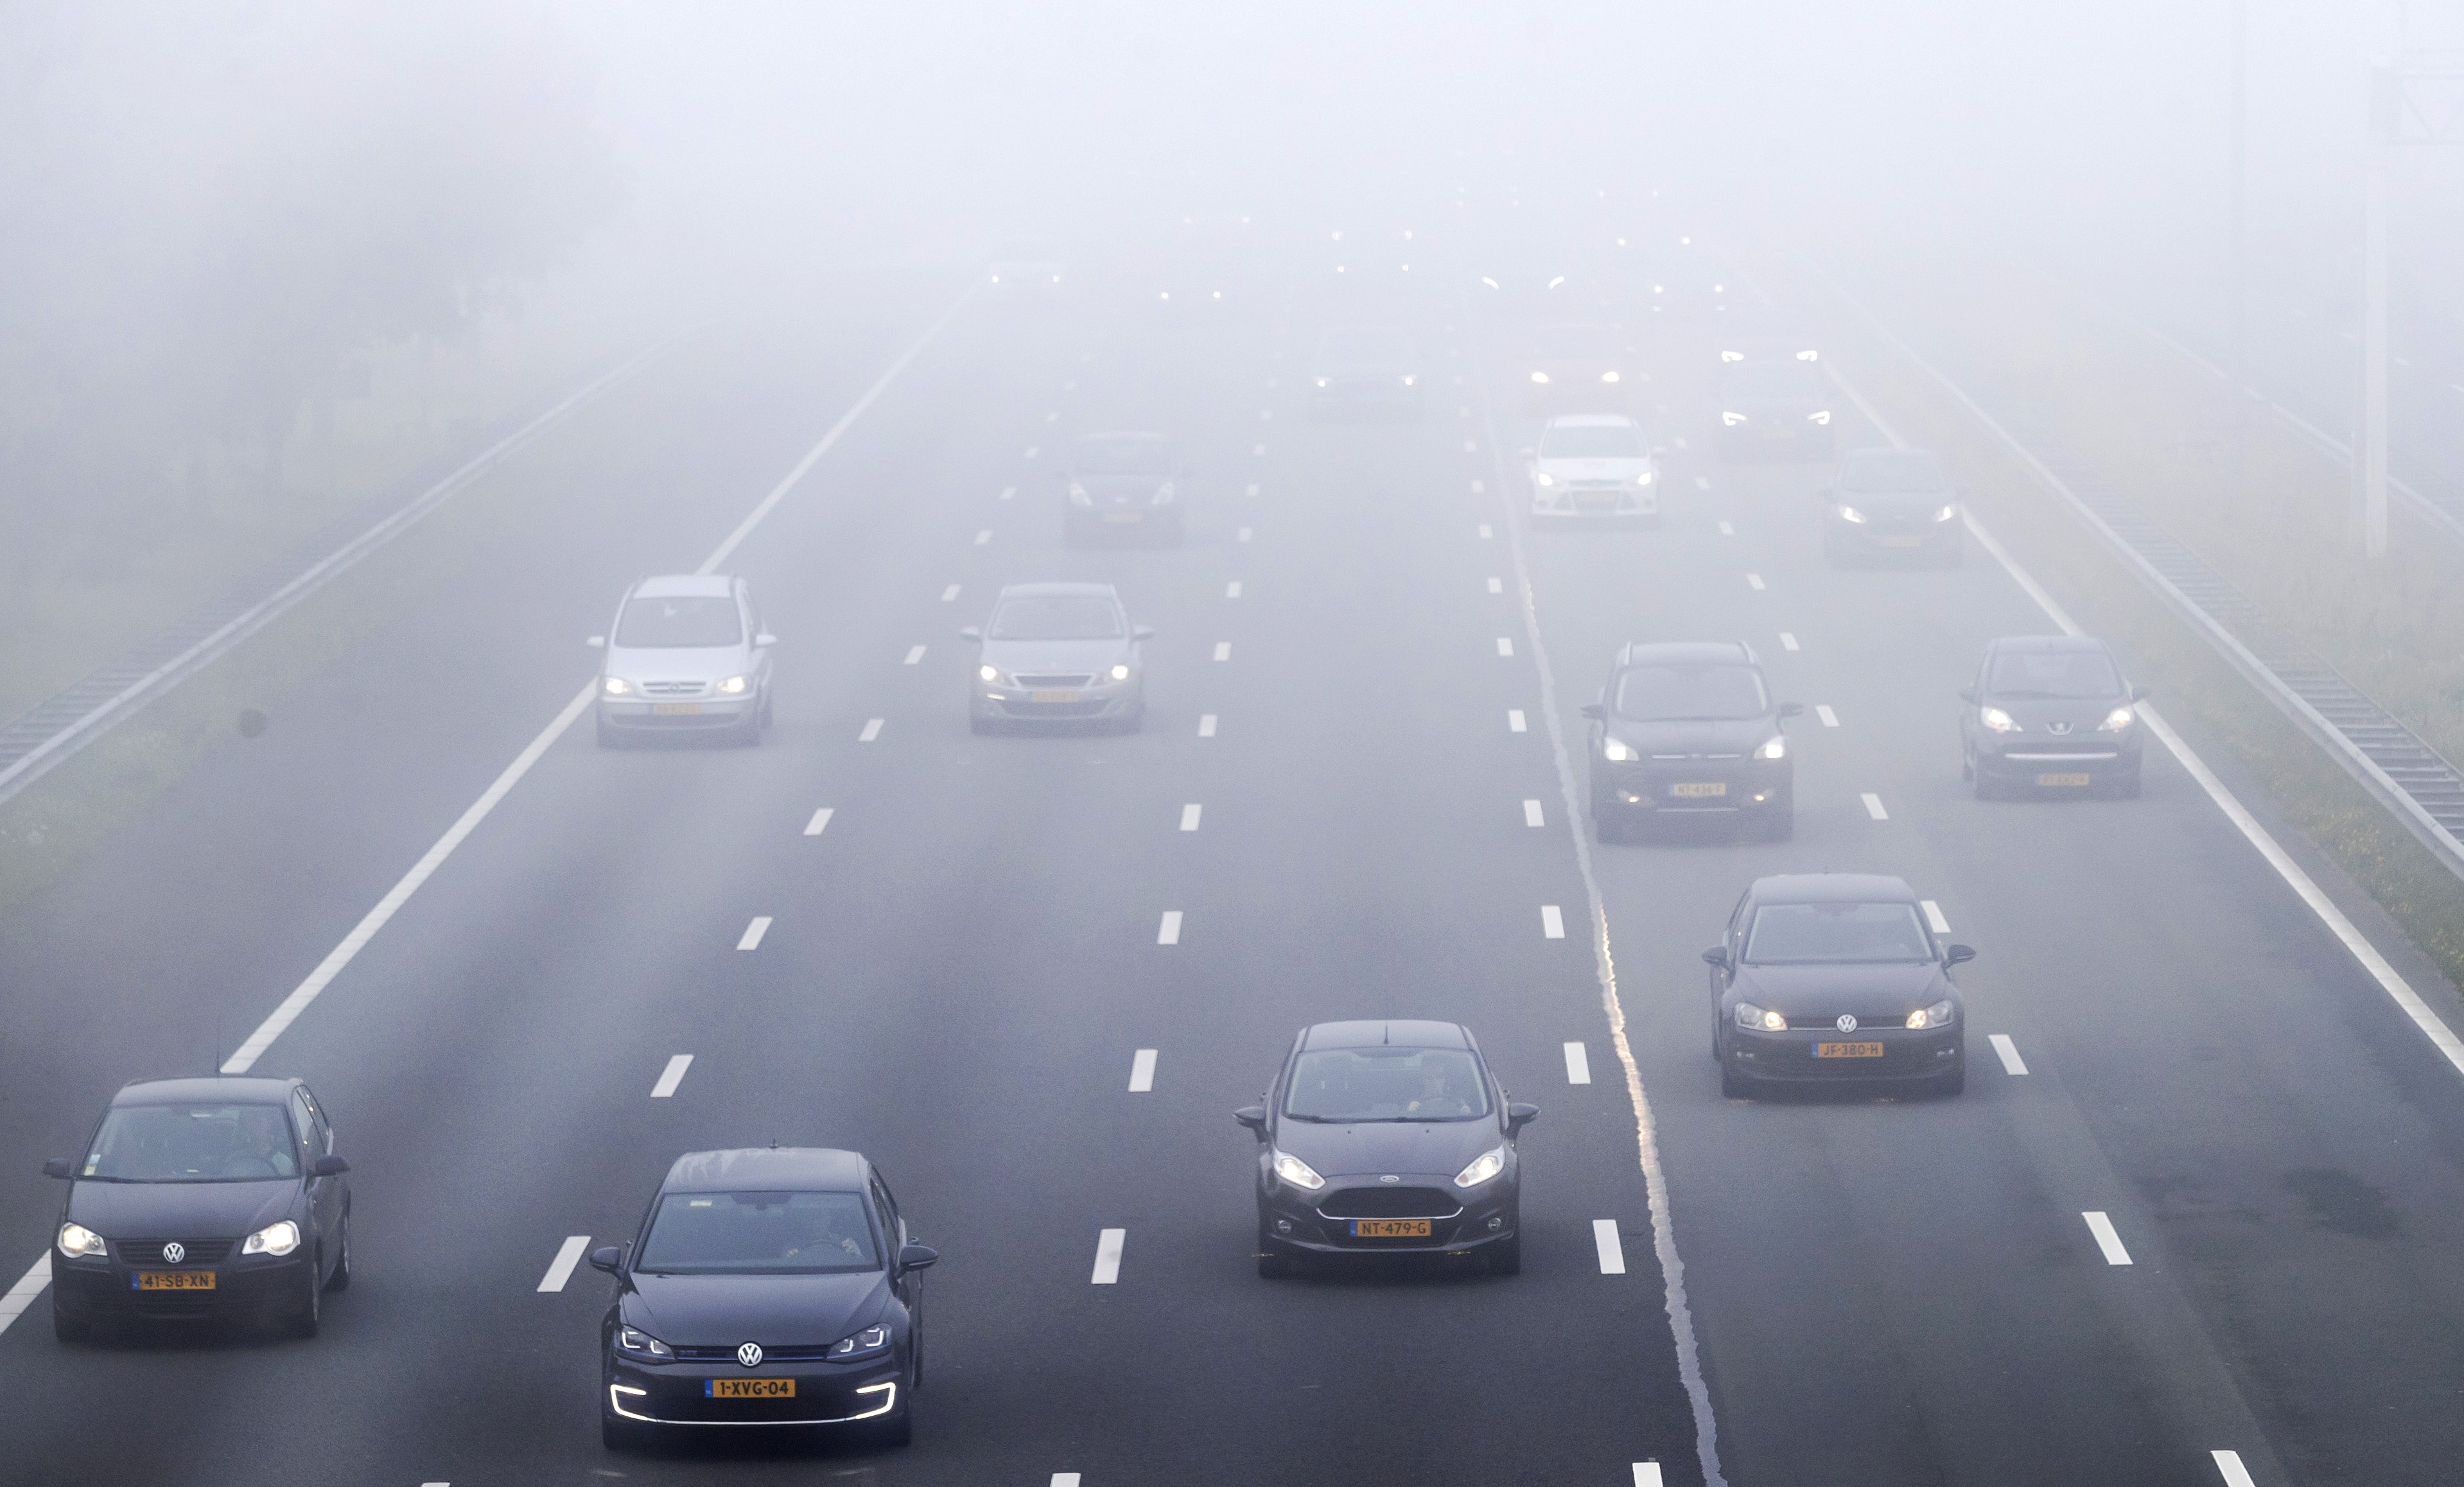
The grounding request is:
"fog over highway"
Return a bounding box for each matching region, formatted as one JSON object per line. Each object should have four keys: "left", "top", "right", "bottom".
{"left": 4, "top": 5, "right": 2464, "bottom": 1486}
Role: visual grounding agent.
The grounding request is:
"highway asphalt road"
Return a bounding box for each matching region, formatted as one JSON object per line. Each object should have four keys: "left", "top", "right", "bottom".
{"left": 4, "top": 238, "right": 2464, "bottom": 1487}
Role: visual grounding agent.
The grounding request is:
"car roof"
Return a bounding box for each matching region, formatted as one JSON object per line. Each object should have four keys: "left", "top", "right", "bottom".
{"left": 996, "top": 581, "right": 1119, "bottom": 600}
{"left": 1614, "top": 639, "right": 1757, "bottom": 666}
{"left": 631, "top": 575, "right": 733, "bottom": 600}
{"left": 1546, "top": 414, "right": 1638, "bottom": 428}
{"left": 663, "top": 1147, "right": 869, "bottom": 1194}
{"left": 1748, "top": 873, "right": 1918, "bottom": 905}
{"left": 114, "top": 1076, "right": 297, "bottom": 1106}
{"left": 1989, "top": 634, "right": 2111, "bottom": 654}
{"left": 1298, "top": 1020, "right": 1472, "bottom": 1051}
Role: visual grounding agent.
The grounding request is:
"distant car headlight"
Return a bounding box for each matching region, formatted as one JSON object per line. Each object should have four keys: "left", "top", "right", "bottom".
{"left": 1808, "top": 410, "right": 1831, "bottom": 424}
{"left": 1980, "top": 706, "right": 2020, "bottom": 734}
{"left": 1634, "top": 469, "right": 1654, "bottom": 485}
{"left": 602, "top": 677, "right": 634, "bottom": 696}
{"left": 1736, "top": 1002, "right": 1787, "bottom": 1032}
{"left": 1721, "top": 411, "right": 1747, "bottom": 426}
{"left": 1314, "top": 377, "right": 1331, "bottom": 388}
{"left": 1601, "top": 370, "right": 1620, "bottom": 383}
{"left": 1534, "top": 471, "right": 1557, "bottom": 487}
{"left": 2099, "top": 706, "right": 2136, "bottom": 732}
{"left": 57, "top": 1222, "right": 105, "bottom": 1258}
{"left": 979, "top": 665, "right": 1001, "bottom": 683}
{"left": 1153, "top": 481, "right": 1176, "bottom": 505}
{"left": 616, "top": 1325, "right": 674, "bottom": 1360}
{"left": 1797, "top": 349, "right": 1819, "bottom": 361}
{"left": 1837, "top": 505, "right": 1867, "bottom": 523}
{"left": 1067, "top": 482, "right": 1093, "bottom": 507}
{"left": 828, "top": 1324, "right": 891, "bottom": 1361}
{"left": 1602, "top": 736, "right": 1638, "bottom": 761}
{"left": 1272, "top": 1151, "right": 1325, "bottom": 1190}
{"left": 1110, "top": 663, "right": 1130, "bottom": 681}
{"left": 1453, "top": 1147, "right": 1507, "bottom": 1188}
{"left": 715, "top": 675, "right": 749, "bottom": 695}
{"left": 1756, "top": 735, "right": 1787, "bottom": 761}
{"left": 1400, "top": 374, "right": 1416, "bottom": 386}
{"left": 1906, "top": 998, "right": 1956, "bottom": 1030}
{"left": 1530, "top": 370, "right": 1550, "bottom": 384}
{"left": 1934, "top": 503, "right": 1959, "bottom": 522}
{"left": 1720, "top": 350, "right": 1744, "bottom": 362}
{"left": 242, "top": 1220, "right": 301, "bottom": 1257}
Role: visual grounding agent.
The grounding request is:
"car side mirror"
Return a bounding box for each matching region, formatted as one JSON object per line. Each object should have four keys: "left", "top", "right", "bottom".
{"left": 754, "top": 632, "right": 777, "bottom": 647}
{"left": 311, "top": 1154, "right": 351, "bottom": 1178}
{"left": 1778, "top": 702, "right": 1804, "bottom": 719}
{"left": 1957, "top": 686, "right": 1977, "bottom": 704}
{"left": 959, "top": 626, "right": 982, "bottom": 641}
{"left": 1507, "top": 1101, "right": 1541, "bottom": 1133}
{"left": 1132, "top": 625, "right": 1155, "bottom": 641}
{"left": 588, "top": 1244, "right": 624, "bottom": 1275}
{"left": 1700, "top": 946, "right": 1730, "bottom": 969}
{"left": 42, "top": 1157, "right": 71, "bottom": 1179}
{"left": 1580, "top": 702, "right": 1604, "bottom": 720}
{"left": 1944, "top": 943, "right": 1977, "bottom": 967}
{"left": 1234, "top": 1105, "right": 1268, "bottom": 1138}
{"left": 898, "top": 1244, "right": 941, "bottom": 1273}
{"left": 2131, "top": 685, "right": 2148, "bottom": 702}
{"left": 586, "top": 636, "right": 605, "bottom": 648}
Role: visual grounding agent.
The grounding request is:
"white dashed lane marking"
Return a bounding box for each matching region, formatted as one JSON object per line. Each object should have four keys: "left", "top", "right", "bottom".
{"left": 1226, "top": 581, "right": 1243, "bottom": 599}
{"left": 1238, "top": 527, "right": 1253, "bottom": 543}
{"left": 1157, "top": 911, "right": 1183, "bottom": 945}
{"left": 1180, "top": 804, "right": 1202, "bottom": 832}
{"left": 1091, "top": 1229, "right": 1126, "bottom": 1284}
{"left": 1563, "top": 1041, "right": 1591, "bottom": 1084}
{"left": 1212, "top": 641, "right": 1232, "bottom": 662}
{"left": 1921, "top": 900, "right": 1950, "bottom": 934}
{"left": 537, "top": 1236, "right": 590, "bottom": 1292}
{"left": 1471, "top": 480, "right": 1485, "bottom": 494}
{"left": 1780, "top": 632, "right": 1799, "bottom": 651}
{"left": 1053, "top": 1475, "right": 1083, "bottom": 1487}
{"left": 859, "top": 718, "right": 884, "bottom": 742}
{"left": 1541, "top": 905, "right": 1566, "bottom": 939}
{"left": 1496, "top": 638, "right": 1515, "bottom": 657}
{"left": 2212, "top": 1451, "right": 2259, "bottom": 1487}
{"left": 2083, "top": 1212, "right": 2133, "bottom": 1265}
{"left": 1245, "top": 483, "right": 1259, "bottom": 496}
{"left": 1593, "top": 1220, "right": 1627, "bottom": 1274}
{"left": 1989, "top": 1035, "right": 2029, "bottom": 1075}
{"left": 1198, "top": 714, "right": 1218, "bottom": 737}
{"left": 940, "top": 584, "right": 961, "bottom": 602}
{"left": 1478, "top": 523, "right": 1494, "bottom": 539}
{"left": 1862, "top": 793, "right": 1889, "bottom": 821}
{"left": 1129, "top": 1049, "right": 1157, "bottom": 1093}
{"left": 1508, "top": 709, "right": 1527, "bottom": 733}
{"left": 1488, "top": 577, "right": 1503, "bottom": 594}
{"left": 1253, "top": 443, "right": 1266, "bottom": 456}
{"left": 803, "top": 808, "right": 834, "bottom": 836}
{"left": 1695, "top": 476, "right": 1711, "bottom": 491}
{"left": 1718, "top": 521, "right": 1733, "bottom": 536}
{"left": 1816, "top": 705, "right": 1838, "bottom": 727}
{"left": 974, "top": 529, "right": 992, "bottom": 546}
{"left": 651, "top": 1055, "right": 694, "bottom": 1099}
{"left": 1000, "top": 484, "right": 1017, "bottom": 500}
{"left": 1633, "top": 1466, "right": 1665, "bottom": 1487}
{"left": 1746, "top": 573, "right": 1765, "bottom": 591}
{"left": 1523, "top": 799, "right": 1544, "bottom": 827}
{"left": 737, "top": 917, "right": 773, "bottom": 950}
{"left": 904, "top": 645, "right": 925, "bottom": 665}
{"left": 1024, "top": 446, "right": 1038, "bottom": 459}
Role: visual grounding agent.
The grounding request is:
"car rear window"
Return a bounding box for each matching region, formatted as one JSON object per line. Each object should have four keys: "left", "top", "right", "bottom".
{"left": 1613, "top": 663, "right": 1768, "bottom": 721}
{"left": 615, "top": 596, "right": 740, "bottom": 648}
{"left": 636, "top": 1191, "right": 880, "bottom": 1274}
{"left": 1285, "top": 1048, "right": 1490, "bottom": 1122}
{"left": 1745, "top": 902, "right": 1934, "bottom": 964}
{"left": 989, "top": 595, "right": 1123, "bottom": 640}
{"left": 1541, "top": 424, "right": 1646, "bottom": 458}
{"left": 83, "top": 1104, "right": 299, "bottom": 1182}
{"left": 1988, "top": 650, "right": 2122, "bottom": 699}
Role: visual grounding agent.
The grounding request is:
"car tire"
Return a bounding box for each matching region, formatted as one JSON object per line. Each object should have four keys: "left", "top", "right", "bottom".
{"left": 324, "top": 1212, "right": 351, "bottom": 1292}
{"left": 1485, "top": 1232, "right": 1522, "bottom": 1276}
{"left": 1960, "top": 750, "right": 1974, "bottom": 783}
{"left": 1711, "top": 1013, "right": 1726, "bottom": 1062}
{"left": 51, "top": 1302, "right": 93, "bottom": 1345}
{"left": 1720, "top": 1057, "right": 1753, "bottom": 1100}
{"left": 873, "top": 1402, "right": 914, "bottom": 1448}
{"left": 736, "top": 710, "right": 762, "bottom": 748}
{"left": 1929, "top": 1066, "right": 1966, "bottom": 1098}
{"left": 1256, "top": 1224, "right": 1295, "bottom": 1278}
{"left": 595, "top": 718, "right": 621, "bottom": 749}
{"left": 289, "top": 1251, "right": 322, "bottom": 1339}
{"left": 1972, "top": 771, "right": 2000, "bottom": 801}
{"left": 758, "top": 689, "right": 774, "bottom": 730}
{"left": 602, "top": 1416, "right": 649, "bottom": 1453}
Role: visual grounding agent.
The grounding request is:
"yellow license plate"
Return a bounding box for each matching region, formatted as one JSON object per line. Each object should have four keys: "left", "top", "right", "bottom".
{"left": 1349, "top": 1219, "right": 1432, "bottom": 1238}
{"left": 134, "top": 1271, "right": 215, "bottom": 1291}
{"left": 2036, "top": 772, "right": 2092, "bottom": 787}
{"left": 1031, "top": 690, "right": 1082, "bottom": 703}
{"left": 651, "top": 702, "right": 702, "bottom": 715}
{"left": 706, "top": 1378, "right": 795, "bottom": 1398}
{"left": 1670, "top": 782, "right": 1727, "bottom": 798}
{"left": 1102, "top": 510, "right": 1143, "bottom": 523}
{"left": 1814, "top": 1042, "right": 1885, "bottom": 1058}
{"left": 1881, "top": 535, "right": 1923, "bottom": 547}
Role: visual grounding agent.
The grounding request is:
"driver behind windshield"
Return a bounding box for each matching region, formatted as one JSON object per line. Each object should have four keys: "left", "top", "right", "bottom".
{"left": 85, "top": 1103, "right": 300, "bottom": 1181}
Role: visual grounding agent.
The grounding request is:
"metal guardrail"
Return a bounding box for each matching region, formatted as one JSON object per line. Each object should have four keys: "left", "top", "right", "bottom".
{"left": 0, "top": 337, "right": 672, "bottom": 808}
{"left": 1822, "top": 275, "right": 2464, "bottom": 885}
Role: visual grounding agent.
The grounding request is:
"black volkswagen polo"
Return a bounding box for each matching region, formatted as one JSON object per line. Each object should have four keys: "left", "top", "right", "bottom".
{"left": 1585, "top": 641, "right": 1801, "bottom": 842}
{"left": 1237, "top": 1022, "right": 1537, "bottom": 1277}
{"left": 44, "top": 1076, "right": 353, "bottom": 1341}
{"left": 595, "top": 1148, "right": 937, "bottom": 1450}
{"left": 1705, "top": 874, "right": 1973, "bottom": 1099}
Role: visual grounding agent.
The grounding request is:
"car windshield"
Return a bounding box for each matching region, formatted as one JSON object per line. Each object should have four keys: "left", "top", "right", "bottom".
{"left": 1529, "top": 325, "right": 1616, "bottom": 360}
{"left": 1541, "top": 424, "right": 1646, "bottom": 458}
{"left": 1727, "top": 364, "right": 1821, "bottom": 398}
{"left": 989, "top": 595, "right": 1123, "bottom": 640}
{"left": 1839, "top": 452, "right": 1952, "bottom": 494}
{"left": 1072, "top": 438, "right": 1173, "bottom": 476}
{"left": 82, "top": 1103, "right": 299, "bottom": 1183}
{"left": 1745, "top": 901, "right": 1935, "bottom": 964}
{"left": 1989, "top": 650, "right": 2122, "bottom": 699}
{"left": 1614, "top": 663, "right": 1769, "bottom": 721}
{"left": 636, "top": 1190, "right": 881, "bottom": 1274}
{"left": 615, "top": 596, "right": 740, "bottom": 648}
{"left": 1284, "top": 1047, "right": 1490, "bottom": 1122}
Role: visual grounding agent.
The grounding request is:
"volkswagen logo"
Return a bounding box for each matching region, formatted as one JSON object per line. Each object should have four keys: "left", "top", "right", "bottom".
{"left": 1378, "top": 1175, "right": 1400, "bottom": 1183}
{"left": 2048, "top": 721, "right": 2072, "bottom": 735}
{"left": 162, "top": 1242, "right": 186, "bottom": 1265}
{"left": 737, "top": 1342, "right": 764, "bottom": 1369}
{"left": 1835, "top": 1014, "right": 1858, "bottom": 1033}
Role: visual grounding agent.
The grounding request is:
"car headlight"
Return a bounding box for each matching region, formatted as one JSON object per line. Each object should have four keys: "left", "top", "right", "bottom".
{"left": 1906, "top": 998, "right": 1956, "bottom": 1030}
{"left": 1797, "top": 349, "right": 1819, "bottom": 361}
{"left": 1935, "top": 503, "right": 1959, "bottom": 522}
{"left": 1314, "top": 377, "right": 1331, "bottom": 388}
{"left": 1110, "top": 663, "right": 1130, "bottom": 681}
{"left": 1602, "top": 736, "right": 1638, "bottom": 761}
{"left": 1808, "top": 410, "right": 1831, "bottom": 424}
{"left": 1756, "top": 735, "right": 1787, "bottom": 761}
{"left": 1530, "top": 370, "right": 1550, "bottom": 384}
{"left": 1272, "top": 1150, "right": 1325, "bottom": 1190}
{"left": 1721, "top": 411, "right": 1746, "bottom": 426}
{"left": 1601, "top": 370, "right": 1620, "bottom": 383}
{"left": 1980, "top": 706, "right": 2020, "bottom": 733}
{"left": 1067, "top": 482, "right": 1093, "bottom": 507}
{"left": 1153, "top": 481, "right": 1175, "bottom": 504}
{"left": 1720, "top": 350, "right": 1744, "bottom": 362}
{"left": 2099, "top": 706, "right": 2135, "bottom": 732}
{"left": 1836, "top": 504, "right": 1867, "bottom": 523}
{"left": 1736, "top": 1002, "right": 1787, "bottom": 1032}
{"left": 1534, "top": 471, "right": 1556, "bottom": 487}
{"left": 979, "top": 664, "right": 1001, "bottom": 684}
{"left": 57, "top": 1222, "right": 105, "bottom": 1258}
{"left": 602, "top": 677, "right": 633, "bottom": 696}
{"left": 715, "top": 675, "right": 749, "bottom": 695}
{"left": 1453, "top": 1147, "right": 1507, "bottom": 1188}
{"left": 616, "top": 1325, "right": 674, "bottom": 1360}
{"left": 1399, "top": 374, "right": 1415, "bottom": 387}
{"left": 1634, "top": 469, "right": 1654, "bottom": 485}
{"left": 828, "top": 1323, "right": 891, "bottom": 1361}
{"left": 242, "top": 1219, "right": 301, "bottom": 1257}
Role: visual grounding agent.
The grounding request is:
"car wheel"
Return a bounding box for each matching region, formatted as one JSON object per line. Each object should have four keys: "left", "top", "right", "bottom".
{"left": 289, "top": 1251, "right": 322, "bottom": 1338}
{"left": 1256, "top": 1223, "right": 1295, "bottom": 1278}
{"left": 1592, "top": 807, "right": 1627, "bottom": 845}
{"left": 758, "top": 689, "right": 774, "bottom": 729}
{"left": 736, "top": 710, "right": 762, "bottom": 747}
{"left": 51, "top": 1301, "right": 93, "bottom": 1345}
{"left": 1960, "top": 749, "right": 1974, "bottom": 783}
{"left": 1485, "top": 1231, "right": 1522, "bottom": 1276}
{"left": 595, "top": 718, "right": 621, "bottom": 749}
{"left": 602, "top": 1416, "right": 649, "bottom": 1453}
{"left": 1712, "top": 1012, "right": 1726, "bottom": 1061}
{"left": 324, "top": 1212, "right": 351, "bottom": 1292}
{"left": 1720, "top": 1057, "right": 1753, "bottom": 1100}
{"left": 1929, "top": 1065, "right": 1966, "bottom": 1098}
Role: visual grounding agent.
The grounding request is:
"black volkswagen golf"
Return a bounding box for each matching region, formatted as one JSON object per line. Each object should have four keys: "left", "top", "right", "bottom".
{"left": 1585, "top": 641, "right": 1801, "bottom": 842}
{"left": 595, "top": 1148, "right": 937, "bottom": 1450}
{"left": 1237, "top": 1022, "right": 1537, "bottom": 1277}
{"left": 45, "top": 1076, "right": 353, "bottom": 1341}
{"left": 1704, "top": 874, "right": 1973, "bottom": 1099}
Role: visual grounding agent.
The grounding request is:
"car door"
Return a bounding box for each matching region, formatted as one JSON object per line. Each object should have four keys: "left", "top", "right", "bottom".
{"left": 292, "top": 1088, "right": 342, "bottom": 1263}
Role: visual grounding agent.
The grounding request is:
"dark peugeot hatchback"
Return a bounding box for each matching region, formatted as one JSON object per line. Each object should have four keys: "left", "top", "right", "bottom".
{"left": 1238, "top": 1022, "right": 1537, "bottom": 1277}
{"left": 46, "top": 1076, "right": 352, "bottom": 1341}
{"left": 1961, "top": 635, "right": 2146, "bottom": 798}
{"left": 1704, "top": 874, "right": 1973, "bottom": 1098}
{"left": 595, "top": 1148, "right": 937, "bottom": 1451}
{"left": 1585, "top": 641, "right": 1801, "bottom": 842}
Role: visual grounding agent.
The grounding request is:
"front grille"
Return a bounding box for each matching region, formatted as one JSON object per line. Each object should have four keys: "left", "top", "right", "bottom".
{"left": 1002, "top": 700, "right": 1108, "bottom": 718}
{"left": 118, "top": 1240, "right": 234, "bottom": 1265}
{"left": 674, "top": 1344, "right": 835, "bottom": 1362}
{"left": 640, "top": 681, "right": 706, "bottom": 697}
{"left": 1318, "top": 1187, "right": 1459, "bottom": 1219}
{"left": 1013, "top": 674, "right": 1094, "bottom": 688}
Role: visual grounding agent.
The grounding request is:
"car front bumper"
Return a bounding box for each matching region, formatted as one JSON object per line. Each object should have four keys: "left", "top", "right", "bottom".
{"left": 1532, "top": 485, "right": 1656, "bottom": 517}
{"left": 597, "top": 697, "right": 756, "bottom": 732}
{"left": 605, "top": 1353, "right": 904, "bottom": 1427}
{"left": 1828, "top": 516, "right": 1961, "bottom": 555}
{"left": 974, "top": 681, "right": 1142, "bottom": 722}
{"left": 1257, "top": 1175, "right": 1517, "bottom": 1258}
{"left": 51, "top": 1251, "right": 308, "bottom": 1323}
{"left": 1724, "top": 1025, "right": 1964, "bottom": 1084}
{"left": 1596, "top": 761, "right": 1790, "bottom": 817}
{"left": 1974, "top": 737, "right": 2142, "bottom": 786}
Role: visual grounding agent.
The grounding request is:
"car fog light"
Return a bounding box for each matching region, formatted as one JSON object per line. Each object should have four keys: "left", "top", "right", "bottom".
{"left": 1489, "top": 1216, "right": 1503, "bottom": 1230}
{"left": 1275, "top": 1219, "right": 1293, "bottom": 1234}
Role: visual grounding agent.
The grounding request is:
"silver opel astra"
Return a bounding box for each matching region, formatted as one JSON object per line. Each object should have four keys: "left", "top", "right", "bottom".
{"left": 590, "top": 575, "right": 775, "bottom": 747}
{"left": 962, "top": 582, "right": 1150, "bottom": 733}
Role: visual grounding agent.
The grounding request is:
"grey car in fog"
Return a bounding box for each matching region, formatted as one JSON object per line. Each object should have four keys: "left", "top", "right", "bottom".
{"left": 1059, "top": 432, "right": 1185, "bottom": 545}
{"left": 590, "top": 575, "right": 775, "bottom": 747}
{"left": 962, "top": 582, "right": 1151, "bottom": 733}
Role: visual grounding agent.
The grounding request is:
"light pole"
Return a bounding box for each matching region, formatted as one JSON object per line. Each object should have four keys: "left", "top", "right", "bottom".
{"left": 2355, "top": 49, "right": 2463, "bottom": 559}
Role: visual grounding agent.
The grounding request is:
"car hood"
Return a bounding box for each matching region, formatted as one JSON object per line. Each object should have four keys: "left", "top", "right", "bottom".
{"left": 1605, "top": 717, "right": 1774, "bottom": 755}
{"left": 1984, "top": 697, "right": 2127, "bottom": 733}
{"left": 980, "top": 638, "right": 1133, "bottom": 675}
{"left": 1535, "top": 457, "right": 1648, "bottom": 479}
{"left": 1070, "top": 474, "right": 1169, "bottom": 503}
{"left": 623, "top": 1269, "right": 889, "bottom": 1348}
{"left": 1272, "top": 1118, "right": 1499, "bottom": 1179}
{"left": 69, "top": 1179, "right": 299, "bottom": 1239}
{"left": 1731, "top": 960, "right": 1953, "bottom": 1016}
{"left": 606, "top": 643, "right": 751, "bottom": 683}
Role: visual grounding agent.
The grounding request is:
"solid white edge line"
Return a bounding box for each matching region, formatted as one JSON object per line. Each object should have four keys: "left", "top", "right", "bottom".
{"left": 1524, "top": 799, "right": 1545, "bottom": 828}
{"left": 2083, "top": 1211, "right": 2134, "bottom": 1265}
{"left": 1129, "top": 1048, "right": 1157, "bottom": 1092}
{"left": 0, "top": 1251, "right": 55, "bottom": 1334}
{"left": 1827, "top": 360, "right": 2464, "bottom": 1083}
{"left": 737, "top": 916, "right": 772, "bottom": 951}
{"left": 1541, "top": 905, "right": 1566, "bottom": 939}
{"left": 537, "top": 1235, "right": 591, "bottom": 1292}
{"left": 651, "top": 1054, "right": 694, "bottom": 1098}
{"left": 1090, "top": 1228, "right": 1125, "bottom": 1283}
{"left": 1988, "top": 1034, "right": 2029, "bottom": 1075}
{"left": 2212, "top": 1450, "right": 2259, "bottom": 1487}
{"left": 1157, "top": 911, "right": 1183, "bottom": 945}
{"left": 1593, "top": 1219, "right": 1629, "bottom": 1274}
{"left": 803, "top": 807, "right": 834, "bottom": 836}
{"left": 1564, "top": 1040, "right": 1592, "bottom": 1084}
{"left": 1482, "top": 351, "right": 1727, "bottom": 1487}
{"left": 1920, "top": 899, "right": 1950, "bottom": 934}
